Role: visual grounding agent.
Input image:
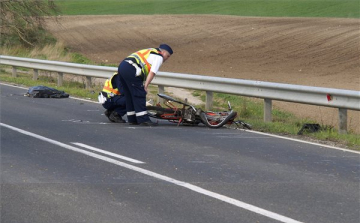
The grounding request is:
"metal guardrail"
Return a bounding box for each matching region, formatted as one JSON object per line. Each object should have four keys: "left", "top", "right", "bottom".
{"left": 1, "top": 55, "right": 359, "bottom": 133}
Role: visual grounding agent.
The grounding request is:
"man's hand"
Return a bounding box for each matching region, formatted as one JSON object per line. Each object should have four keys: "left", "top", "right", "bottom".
{"left": 144, "top": 71, "right": 156, "bottom": 93}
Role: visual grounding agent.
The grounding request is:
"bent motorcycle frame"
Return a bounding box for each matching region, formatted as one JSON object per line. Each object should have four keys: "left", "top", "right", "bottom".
{"left": 147, "top": 94, "right": 246, "bottom": 129}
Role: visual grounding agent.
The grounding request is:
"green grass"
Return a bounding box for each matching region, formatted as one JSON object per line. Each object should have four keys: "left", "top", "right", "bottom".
{"left": 71, "top": 52, "right": 94, "bottom": 65}
{"left": 191, "top": 90, "right": 360, "bottom": 150}
{"left": 55, "top": 0, "right": 360, "bottom": 18}
{"left": 0, "top": 42, "right": 102, "bottom": 66}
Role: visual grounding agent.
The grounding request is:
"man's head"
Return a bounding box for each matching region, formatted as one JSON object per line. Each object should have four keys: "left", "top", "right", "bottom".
{"left": 159, "top": 44, "right": 173, "bottom": 62}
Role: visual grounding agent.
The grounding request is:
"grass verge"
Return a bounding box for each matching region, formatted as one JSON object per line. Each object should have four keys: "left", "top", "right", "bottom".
{"left": 192, "top": 90, "right": 360, "bottom": 150}
{"left": 55, "top": 0, "right": 360, "bottom": 18}
{"left": 0, "top": 71, "right": 102, "bottom": 101}
{"left": 0, "top": 41, "right": 94, "bottom": 65}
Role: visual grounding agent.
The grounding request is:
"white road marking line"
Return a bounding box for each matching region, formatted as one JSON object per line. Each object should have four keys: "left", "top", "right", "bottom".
{"left": 2, "top": 82, "right": 356, "bottom": 154}
{"left": 216, "top": 136, "right": 271, "bottom": 138}
{"left": 61, "top": 119, "right": 110, "bottom": 125}
{"left": 239, "top": 129, "right": 360, "bottom": 154}
{"left": 71, "top": 142, "right": 145, "bottom": 164}
{"left": 0, "top": 83, "right": 28, "bottom": 89}
{"left": 1, "top": 122, "right": 302, "bottom": 223}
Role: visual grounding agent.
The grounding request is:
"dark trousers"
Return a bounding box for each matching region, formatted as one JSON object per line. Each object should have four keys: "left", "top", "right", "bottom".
{"left": 117, "top": 60, "right": 150, "bottom": 124}
{"left": 102, "top": 95, "right": 126, "bottom": 116}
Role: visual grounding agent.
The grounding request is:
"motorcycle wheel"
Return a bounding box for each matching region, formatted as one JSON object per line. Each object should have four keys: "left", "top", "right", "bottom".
{"left": 199, "top": 111, "right": 237, "bottom": 129}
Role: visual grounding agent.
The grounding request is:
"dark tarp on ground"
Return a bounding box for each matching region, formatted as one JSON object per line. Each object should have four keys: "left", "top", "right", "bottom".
{"left": 25, "top": 85, "right": 69, "bottom": 98}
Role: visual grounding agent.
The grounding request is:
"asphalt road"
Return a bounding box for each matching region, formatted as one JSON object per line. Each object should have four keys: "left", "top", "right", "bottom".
{"left": 1, "top": 83, "right": 359, "bottom": 223}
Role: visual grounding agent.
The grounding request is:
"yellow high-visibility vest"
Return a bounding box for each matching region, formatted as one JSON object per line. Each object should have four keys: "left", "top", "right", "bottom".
{"left": 102, "top": 72, "right": 120, "bottom": 97}
{"left": 127, "top": 48, "right": 162, "bottom": 78}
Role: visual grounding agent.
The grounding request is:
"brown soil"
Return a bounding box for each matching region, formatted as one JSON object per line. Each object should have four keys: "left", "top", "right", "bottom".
{"left": 45, "top": 15, "right": 360, "bottom": 133}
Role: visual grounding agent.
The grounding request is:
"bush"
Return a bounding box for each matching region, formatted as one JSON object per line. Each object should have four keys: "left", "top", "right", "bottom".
{"left": 0, "top": 0, "right": 60, "bottom": 48}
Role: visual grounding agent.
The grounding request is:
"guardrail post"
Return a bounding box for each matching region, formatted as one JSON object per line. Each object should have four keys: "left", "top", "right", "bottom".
{"left": 12, "top": 66, "right": 17, "bottom": 77}
{"left": 33, "top": 69, "right": 38, "bottom": 80}
{"left": 86, "top": 76, "right": 92, "bottom": 89}
{"left": 206, "top": 91, "right": 213, "bottom": 110}
{"left": 158, "top": 85, "right": 165, "bottom": 104}
{"left": 264, "top": 98, "right": 272, "bottom": 122}
{"left": 338, "top": 108, "right": 347, "bottom": 134}
{"left": 57, "top": 72, "right": 63, "bottom": 87}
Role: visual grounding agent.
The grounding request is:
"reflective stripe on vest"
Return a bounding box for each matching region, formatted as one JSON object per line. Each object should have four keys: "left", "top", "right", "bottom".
{"left": 128, "top": 48, "right": 161, "bottom": 78}
{"left": 102, "top": 73, "right": 120, "bottom": 97}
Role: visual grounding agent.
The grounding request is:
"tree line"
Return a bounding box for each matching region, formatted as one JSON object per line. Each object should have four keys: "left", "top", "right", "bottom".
{"left": 0, "top": 0, "right": 60, "bottom": 47}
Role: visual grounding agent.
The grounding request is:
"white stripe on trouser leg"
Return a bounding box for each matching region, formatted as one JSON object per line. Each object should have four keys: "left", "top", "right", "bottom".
{"left": 127, "top": 111, "right": 136, "bottom": 116}
{"left": 136, "top": 111, "right": 148, "bottom": 116}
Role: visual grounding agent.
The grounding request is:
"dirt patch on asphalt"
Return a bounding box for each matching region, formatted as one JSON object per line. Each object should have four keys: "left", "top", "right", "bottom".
{"left": 45, "top": 15, "right": 360, "bottom": 133}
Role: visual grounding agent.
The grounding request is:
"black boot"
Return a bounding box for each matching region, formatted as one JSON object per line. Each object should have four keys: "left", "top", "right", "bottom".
{"left": 109, "top": 111, "right": 126, "bottom": 123}
{"left": 104, "top": 109, "right": 112, "bottom": 118}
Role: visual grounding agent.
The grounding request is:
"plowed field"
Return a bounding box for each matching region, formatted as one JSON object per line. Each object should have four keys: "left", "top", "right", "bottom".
{"left": 45, "top": 15, "right": 360, "bottom": 133}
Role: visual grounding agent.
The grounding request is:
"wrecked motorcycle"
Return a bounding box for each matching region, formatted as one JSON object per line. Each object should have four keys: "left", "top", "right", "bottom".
{"left": 147, "top": 93, "right": 251, "bottom": 129}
